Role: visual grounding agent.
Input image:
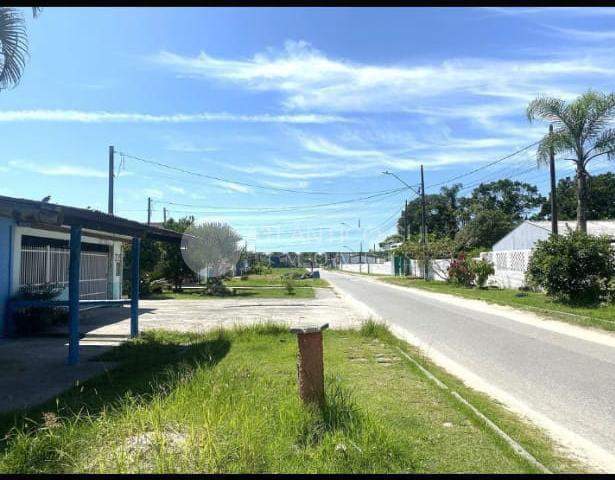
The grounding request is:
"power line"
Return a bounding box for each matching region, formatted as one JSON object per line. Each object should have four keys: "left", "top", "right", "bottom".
{"left": 117, "top": 150, "right": 405, "bottom": 197}
{"left": 426, "top": 140, "right": 541, "bottom": 191}
{"left": 154, "top": 188, "right": 407, "bottom": 214}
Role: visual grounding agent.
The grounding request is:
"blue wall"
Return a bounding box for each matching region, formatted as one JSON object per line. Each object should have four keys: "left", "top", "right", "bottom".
{"left": 0, "top": 217, "right": 14, "bottom": 337}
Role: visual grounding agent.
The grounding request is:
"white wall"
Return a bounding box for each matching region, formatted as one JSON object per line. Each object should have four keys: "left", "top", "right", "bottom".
{"left": 341, "top": 262, "right": 393, "bottom": 275}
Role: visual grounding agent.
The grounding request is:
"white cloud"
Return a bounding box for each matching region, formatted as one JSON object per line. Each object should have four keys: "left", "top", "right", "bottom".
{"left": 168, "top": 185, "right": 186, "bottom": 194}
{"left": 144, "top": 188, "right": 164, "bottom": 199}
{"left": 541, "top": 25, "right": 615, "bottom": 42}
{"left": 8, "top": 159, "right": 107, "bottom": 178}
{"left": 152, "top": 40, "right": 615, "bottom": 114}
{"left": 0, "top": 109, "right": 347, "bottom": 124}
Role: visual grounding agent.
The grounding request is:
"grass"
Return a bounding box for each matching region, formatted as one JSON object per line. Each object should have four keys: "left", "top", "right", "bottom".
{"left": 225, "top": 267, "right": 330, "bottom": 288}
{"left": 0, "top": 323, "right": 582, "bottom": 473}
{"left": 144, "top": 287, "right": 315, "bottom": 300}
{"left": 379, "top": 276, "right": 615, "bottom": 332}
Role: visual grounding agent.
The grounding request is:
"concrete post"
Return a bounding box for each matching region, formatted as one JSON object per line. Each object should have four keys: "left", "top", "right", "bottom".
{"left": 290, "top": 323, "right": 329, "bottom": 407}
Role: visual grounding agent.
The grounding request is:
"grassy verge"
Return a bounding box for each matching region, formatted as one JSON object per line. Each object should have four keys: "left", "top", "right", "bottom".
{"left": 144, "top": 287, "right": 315, "bottom": 300}
{"left": 379, "top": 276, "right": 615, "bottom": 332}
{"left": 225, "top": 268, "right": 330, "bottom": 288}
{"left": 0, "top": 324, "right": 582, "bottom": 473}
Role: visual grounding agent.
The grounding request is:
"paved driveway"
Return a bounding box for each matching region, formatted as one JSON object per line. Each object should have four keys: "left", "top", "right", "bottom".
{"left": 321, "top": 270, "right": 615, "bottom": 472}
{"left": 0, "top": 286, "right": 364, "bottom": 413}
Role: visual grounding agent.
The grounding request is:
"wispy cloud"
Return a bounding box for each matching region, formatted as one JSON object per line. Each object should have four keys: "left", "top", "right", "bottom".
{"left": 144, "top": 188, "right": 164, "bottom": 199}
{"left": 168, "top": 185, "right": 186, "bottom": 194}
{"left": 0, "top": 109, "right": 348, "bottom": 124}
{"left": 8, "top": 159, "right": 107, "bottom": 178}
{"left": 152, "top": 40, "right": 615, "bottom": 114}
{"left": 541, "top": 25, "right": 615, "bottom": 42}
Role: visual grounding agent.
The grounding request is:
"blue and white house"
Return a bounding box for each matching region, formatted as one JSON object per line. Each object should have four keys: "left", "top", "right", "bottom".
{"left": 0, "top": 195, "right": 181, "bottom": 363}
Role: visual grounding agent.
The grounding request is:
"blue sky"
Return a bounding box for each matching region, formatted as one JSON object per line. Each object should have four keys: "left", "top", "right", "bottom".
{"left": 1, "top": 7, "right": 615, "bottom": 252}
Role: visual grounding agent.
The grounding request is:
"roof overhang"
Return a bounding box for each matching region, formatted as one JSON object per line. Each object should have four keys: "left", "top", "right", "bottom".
{"left": 0, "top": 195, "right": 182, "bottom": 244}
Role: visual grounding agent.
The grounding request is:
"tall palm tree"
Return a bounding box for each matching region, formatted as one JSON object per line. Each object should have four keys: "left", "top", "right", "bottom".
{"left": 0, "top": 7, "right": 41, "bottom": 91}
{"left": 527, "top": 90, "right": 615, "bottom": 233}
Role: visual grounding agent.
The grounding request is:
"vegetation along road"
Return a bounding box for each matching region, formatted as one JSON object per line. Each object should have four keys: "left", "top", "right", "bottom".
{"left": 322, "top": 270, "right": 615, "bottom": 472}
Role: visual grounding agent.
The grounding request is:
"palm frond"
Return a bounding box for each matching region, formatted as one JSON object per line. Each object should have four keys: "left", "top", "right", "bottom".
{"left": 535, "top": 129, "right": 576, "bottom": 166}
{"left": 0, "top": 7, "right": 28, "bottom": 91}
{"left": 587, "top": 128, "right": 615, "bottom": 163}
{"left": 526, "top": 96, "right": 571, "bottom": 130}
{"left": 581, "top": 91, "right": 615, "bottom": 142}
{"left": 32, "top": 7, "right": 42, "bottom": 18}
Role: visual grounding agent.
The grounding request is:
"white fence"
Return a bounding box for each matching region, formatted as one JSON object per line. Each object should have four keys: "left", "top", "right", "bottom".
{"left": 486, "top": 249, "right": 532, "bottom": 289}
{"left": 20, "top": 245, "right": 110, "bottom": 300}
{"left": 340, "top": 262, "right": 393, "bottom": 275}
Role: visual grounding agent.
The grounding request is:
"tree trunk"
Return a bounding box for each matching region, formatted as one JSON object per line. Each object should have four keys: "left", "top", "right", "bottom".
{"left": 576, "top": 165, "right": 588, "bottom": 233}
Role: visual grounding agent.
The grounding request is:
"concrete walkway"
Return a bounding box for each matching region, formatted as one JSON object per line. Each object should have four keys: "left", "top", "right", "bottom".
{"left": 0, "top": 285, "right": 365, "bottom": 413}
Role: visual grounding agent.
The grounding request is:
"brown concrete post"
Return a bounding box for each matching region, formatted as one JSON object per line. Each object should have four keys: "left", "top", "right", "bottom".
{"left": 290, "top": 323, "right": 329, "bottom": 407}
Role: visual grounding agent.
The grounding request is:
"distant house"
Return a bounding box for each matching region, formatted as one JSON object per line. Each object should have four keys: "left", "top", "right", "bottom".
{"left": 487, "top": 220, "right": 615, "bottom": 288}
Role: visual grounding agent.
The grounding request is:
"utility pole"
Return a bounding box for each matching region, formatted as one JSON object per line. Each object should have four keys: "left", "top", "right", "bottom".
{"left": 549, "top": 124, "right": 558, "bottom": 236}
{"left": 147, "top": 197, "right": 152, "bottom": 225}
{"left": 404, "top": 199, "right": 408, "bottom": 241}
{"left": 163, "top": 207, "right": 167, "bottom": 224}
{"left": 420, "top": 164, "right": 428, "bottom": 280}
{"left": 108, "top": 145, "right": 114, "bottom": 215}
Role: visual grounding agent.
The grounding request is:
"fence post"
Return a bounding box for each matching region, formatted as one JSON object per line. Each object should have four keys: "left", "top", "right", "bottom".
{"left": 68, "top": 225, "right": 82, "bottom": 366}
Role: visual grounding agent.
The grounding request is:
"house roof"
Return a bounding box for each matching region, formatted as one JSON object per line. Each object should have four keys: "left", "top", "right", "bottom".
{"left": 525, "top": 220, "right": 615, "bottom": 237}
{"left": 0, "top": 195, "right": 182, "bottom": 244}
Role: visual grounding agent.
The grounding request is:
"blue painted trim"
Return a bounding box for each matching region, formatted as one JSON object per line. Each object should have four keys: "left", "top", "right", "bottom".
{"left": 8, "top": 299, "right": 131, "bottom": 308}
{"left": 68, "top": 225, "right": 82, "bottom": 365}
{"left": 130, "top": 237, "right": 140, "bottom": 338}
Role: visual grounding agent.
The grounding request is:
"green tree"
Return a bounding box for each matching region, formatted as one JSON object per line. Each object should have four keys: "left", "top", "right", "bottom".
{"left": 397, "top": 184, "right": 462, "bottom": 239}
{"left": 466, "top": 179, "right": 545, "bottom": 222}
{"left": 527, "top": 90, "right": 615, "bottom": 233}
{"left": 0, "top": 7, "right": 41, "bottom": 91}
{"left": 160, "top": 216, "right": 195, "bottom": 289}
{"left": 455, "top": 209, "right": 515, "bottom": 250}
{"left": 536, "top": 172, "right": 615, "bottom": 221}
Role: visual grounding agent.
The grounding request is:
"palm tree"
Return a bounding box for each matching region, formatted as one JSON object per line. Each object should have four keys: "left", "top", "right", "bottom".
{"left": 0, "top": 7, "right": 41, "bottom": 91}
{"left": 527, "top": 90, "right": 615, "bottom": 233}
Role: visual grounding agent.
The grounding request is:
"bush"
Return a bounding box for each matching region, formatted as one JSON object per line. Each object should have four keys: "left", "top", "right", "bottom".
{"left": 283, "top": 277, "right": 296, "bottom": 295}
{"left": 447, "top": 254, "right": 475, "bottom": 287}
{"left": 472, "top": 258, "right": 495, "bottom": 288}
{"left": 249, "top": 262, "right": 272, "bottom": 275}
{"left": 12, "top": 284, "right": 66, "bottom": 336}
{"left": 203, "top": 277, "right": 232, "bottom": 297}
{"left": 526, "top": 230, "right": 615, "bottom": 305}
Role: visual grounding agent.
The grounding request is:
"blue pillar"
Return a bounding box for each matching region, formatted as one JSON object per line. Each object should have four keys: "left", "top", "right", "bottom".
{"left": 130, "top": 236, "right": 140, "bottom": 338}
{"left": 68, "top": 225, "right": 82, "bottom": 365}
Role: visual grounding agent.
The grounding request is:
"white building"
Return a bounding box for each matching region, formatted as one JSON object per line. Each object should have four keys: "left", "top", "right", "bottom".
{"left": 488, "top": 220, "right": 615, "bottom": 288}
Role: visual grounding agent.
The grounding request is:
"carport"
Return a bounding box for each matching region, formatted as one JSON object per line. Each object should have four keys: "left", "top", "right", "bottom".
{"left": 0, "top": 195, "right": 181, "bottom": 365}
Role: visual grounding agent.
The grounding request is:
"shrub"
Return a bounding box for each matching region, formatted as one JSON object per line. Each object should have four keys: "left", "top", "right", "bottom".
{"left": 249, "top": 262, "right": 272, "bottom": 275}
{"left": 472, "top": 258, "right": 495, "bottom": 288}
{"left": 526, "top": 230, "right": 615, "bottom": 305}
{"left": 283, "top": 277, "right": 295, "bottom": 295}
{"left": 447, "top": 254, "right": 475, "bottom": 287}
{"left": 203, "top": 277, "right": 232, "bottom": 297}
{"left": 12, "top": 284, "right": 65, "bottom": 336}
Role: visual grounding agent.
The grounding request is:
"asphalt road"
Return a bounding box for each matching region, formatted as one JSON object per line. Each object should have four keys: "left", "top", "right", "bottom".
{"left": 322, "top": 270, "right": 615, "bottom": 470}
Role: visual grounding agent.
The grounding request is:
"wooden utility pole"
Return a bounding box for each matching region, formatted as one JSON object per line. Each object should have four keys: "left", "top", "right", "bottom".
{"left": 163, "top": 207, "right": 167, "bottom": 224}
{"left": 549, "top": 124, "right": 558, "bottom": 235}
{"left": 108, "top": 146, "right": 114, "bottom": 215}
{"left": 147, "top": 197, "right": 152, "bottom": 225}
{"left": 420, "top": 164, "right": 428, "bottom": 280}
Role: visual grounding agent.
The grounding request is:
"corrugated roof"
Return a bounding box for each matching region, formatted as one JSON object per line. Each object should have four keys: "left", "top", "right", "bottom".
{"left": 0, "top": 195, "right": 182, "bottom": 244}
{"left": 526, "top": 220, "right": 615, "bottom": 237}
